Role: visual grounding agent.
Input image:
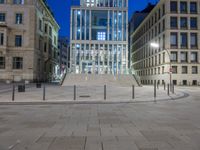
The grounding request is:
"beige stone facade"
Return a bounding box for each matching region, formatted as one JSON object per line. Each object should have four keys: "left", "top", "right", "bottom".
{"left": 131, "top": 0, "right": 200, "bottom": 86}
{"left": 0, "top": 0, "right": 59, "bottom": 82}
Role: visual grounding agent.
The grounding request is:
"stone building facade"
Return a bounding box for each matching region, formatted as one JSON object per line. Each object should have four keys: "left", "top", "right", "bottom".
{"left": 58, "top": 37, "right": 70, "bottom": 75}
{"left": 0, "top": 0, "right": 59, "bottom": 82}
{"left": 131, "top": 0, "right": 200, "bottom": 86}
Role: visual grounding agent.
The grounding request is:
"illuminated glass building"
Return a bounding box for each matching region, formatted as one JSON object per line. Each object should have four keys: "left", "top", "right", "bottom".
{"left": 70, "top": 0, "right": 128, "bottom": 74}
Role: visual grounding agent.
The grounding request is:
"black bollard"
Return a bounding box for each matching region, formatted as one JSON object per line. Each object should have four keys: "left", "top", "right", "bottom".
{"left": 154, "top": 82, "right": 157, "bottom": 99}
{"left": 104, "top": 85, "right": 106, "bottom": 100}
{"left": 74, "top": 85, "right": 76, "bottom": 100}
{"left": 132, "top": 85, "right": 135, "bottom": 99}
{"left": 43, "top": 84, "right": 45, "bottom": 101}
{"left": 167, "top": 84, "right": 170, "bottom": 96}
{"left": 12, "top": 85, "right": 15, "bottom": 101}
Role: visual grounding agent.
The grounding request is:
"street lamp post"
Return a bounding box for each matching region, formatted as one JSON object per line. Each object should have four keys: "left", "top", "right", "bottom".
{"left": 150, "top": 43, "right": 172, "bottom": 90}
{"left": 164, "top": 48, "right": 172, "bottom": 90}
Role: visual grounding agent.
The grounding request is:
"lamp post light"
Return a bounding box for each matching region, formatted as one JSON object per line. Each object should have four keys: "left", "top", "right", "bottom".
{"left": 150, "top": 43, "right": 172, "bottom": 90}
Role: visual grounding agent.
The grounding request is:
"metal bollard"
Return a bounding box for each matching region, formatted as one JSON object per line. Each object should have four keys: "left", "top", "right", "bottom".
{"left": 74, "top": 85, "right": 76, "bottom": 100}
{"left": 132, "top": 85, "right": 135, "bottom": 99}
{"left": 43, "top": 84, "right": 45, "bottom": 101}
{"left": 167, "top": 84, "right": 170, "bottom": 96}
{"left": 157, "top": 83, "right": 159, "bottom": 89}
{"left": 104, "top": 85, "right": 106, "bottom": 100}
{"left": 154, "top": 82, "right": 157, "bottom": 98}
{"left": 12, "top": 85, "right": 15, "bottom": 101}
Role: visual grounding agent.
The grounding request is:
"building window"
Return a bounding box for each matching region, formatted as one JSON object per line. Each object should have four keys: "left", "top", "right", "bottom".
{"left": 13, "top": 0, "right": 24, "bottom": 4}
{"left": 163, "top": 52, "right": 165, "bottom": 63}
{"left": 190, "top": 17, "right": 197, "bottom": 29}
{"left": 162, "top": 19, "right": 165, "bottom": 31}
{"left": 181, "top": 52, "right": 188, "bottom": 62}
{"left": 180, "top": 2, "right": 187, "bottom": 13}
{"left": 13, "top": 57, "right": 23, "bottom": 69}
{"left": 173, "top": 80, "right": 177, "bottom": 85}
{"left": 15, "top": 13, "right": 22, "bottom": 24}
{"left": 170, "top": 17, "right": 178, "bottom": 29}
{"left": 0, "top": 13, "right": 5, "bottom": 22}
{"left": 171, "top": 51, "right": 178, "bottom": 62}
{"left": 192, "top": 80, "right": 197, "bottom": 85}
{"left": 44, "top": 24, "right": 48, "bottom": 33}
{"left": 182, "top": 80, "right": 187, "bottom": 85}
{"left": 191, "top": 52, "right": 198, "bottom": 63}
{"left": 54, "top": 36, "right": 57, "bottom": 45}
{"left": 0, "top": 0, "right": 5, "bottom": 4}
{"left": 172, "top": 66, "right": 177, "bottom": 74}
{"left": 182, "top": 66, "right": 188, "bottom": 74}
{"left": 97, "top": 32, "right": 106, "bottom": 40}
{"left": 49, "top": 26, "right": 52, "bottom": 37}
{"left": 162, "top": 66, "right": 164, "bottom": 74}
{"left": 44, "top": 42, "right": 47, "bottom": 52}
{"left": 0, "top": 33, "right": 4, "bottom": 45}
{"left": 0, "top": 57, "right": 5, "bottom": 69}
{"left": 190, "top": 33, "right": 197, "bottom": 48}
{"left": 170, "top": 1, "right": 178, "bottom": 13}
{"left": 192, "top": 66, "right": 198, "bottom": 74}
{"left": 190, "top": 2, "right": 197, "bottom": 14}
{"left": 39, "top": 19, "right": 42, "bottom": 31}
{"left": 15, "top": 35, "right": 22, "bottom": 47}
{"left": 170, "top": 32, "right": 178, "bottom": 48}
{"left": 180, "top": 17, "right": 187, "bottom": 29}
{"left": 162, "top": 4, "right": 165, "bottom": 16}
{"left": 180, "top": 33, "right": 188, "bottom": 48}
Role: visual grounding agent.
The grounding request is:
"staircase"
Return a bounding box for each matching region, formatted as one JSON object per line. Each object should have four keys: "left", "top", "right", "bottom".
{"left": 62, "top": 74, "right": 138, "bottom": 87}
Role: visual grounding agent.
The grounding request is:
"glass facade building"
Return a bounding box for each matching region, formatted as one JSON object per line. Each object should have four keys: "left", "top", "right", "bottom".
{"left": 70, "top": 0, "right": 128, "bottom": 74}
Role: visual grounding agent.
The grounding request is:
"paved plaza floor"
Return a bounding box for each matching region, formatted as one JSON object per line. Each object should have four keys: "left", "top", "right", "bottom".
{"left": 0, "top": 86, "right": 199, "bottom": 150}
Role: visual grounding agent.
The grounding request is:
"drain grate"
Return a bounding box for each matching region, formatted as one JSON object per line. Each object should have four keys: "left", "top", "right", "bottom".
{"left": 79, "top": 95, "right": 91, "bottom": 98}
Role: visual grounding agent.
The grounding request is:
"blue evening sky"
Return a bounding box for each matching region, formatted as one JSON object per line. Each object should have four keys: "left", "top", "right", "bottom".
{"left": 46, "top": 0, "right": 156, "bottom": 37}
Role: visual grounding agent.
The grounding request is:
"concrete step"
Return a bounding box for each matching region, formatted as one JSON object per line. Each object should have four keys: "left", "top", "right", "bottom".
{"left": 62, "top": 74, "right": 138, "bottom": 87}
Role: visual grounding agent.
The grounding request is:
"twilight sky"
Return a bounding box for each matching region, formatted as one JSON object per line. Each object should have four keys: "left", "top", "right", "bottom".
{"left": 46, "top": 0, "right": 156, "bottom": 37}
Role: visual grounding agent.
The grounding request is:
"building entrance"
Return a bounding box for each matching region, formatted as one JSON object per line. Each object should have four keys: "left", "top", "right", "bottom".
{"left": 81, "top": 61, "right": 93, "bottom": 74}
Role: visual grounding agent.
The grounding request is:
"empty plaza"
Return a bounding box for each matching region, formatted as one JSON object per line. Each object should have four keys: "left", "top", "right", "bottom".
{"left": 0, "top": 86, "right": 199, "bottom": 150}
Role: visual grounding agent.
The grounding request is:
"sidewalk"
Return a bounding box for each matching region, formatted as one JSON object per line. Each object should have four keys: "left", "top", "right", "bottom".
{"left": 0, "top": 84, "right": 189, "bottom": 104}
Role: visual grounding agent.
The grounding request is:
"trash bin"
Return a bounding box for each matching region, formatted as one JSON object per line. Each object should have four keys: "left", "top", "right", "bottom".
{"left": 36, "top": 83, "right": 41, "bottom": 88}
{"left": 18, "top": 85, "right": 25, "bottom": 92}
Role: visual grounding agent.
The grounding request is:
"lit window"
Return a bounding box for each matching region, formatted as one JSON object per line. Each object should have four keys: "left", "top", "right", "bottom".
{"left": 16, "top": 13, "right": 23, "bottom": 24}
{"left": 97, "top": 32, "right": 106, "bottom": 40}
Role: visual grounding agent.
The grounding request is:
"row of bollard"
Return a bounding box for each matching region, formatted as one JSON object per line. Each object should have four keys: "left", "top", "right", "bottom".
{"left": 11, "top": 83, "right": 175, "bottom": 101}
{"left": 154, "top": 82, "right": 175, "bottom": 100}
